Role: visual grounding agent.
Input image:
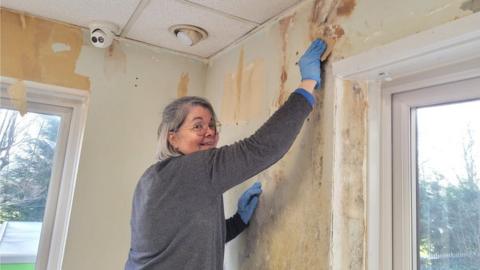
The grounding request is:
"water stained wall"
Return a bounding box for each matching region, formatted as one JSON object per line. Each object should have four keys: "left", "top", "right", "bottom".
{"left": 1, "top": 0, "right": 478, "bottom": 269}
{"left": 332, "top": 79, "right": 368, "bottom": 270}
{"left": 205, "top": 0, "right": 477, "bottom": 269}
{"left": 220, "top": 47, "right": 266, "bottom": 124}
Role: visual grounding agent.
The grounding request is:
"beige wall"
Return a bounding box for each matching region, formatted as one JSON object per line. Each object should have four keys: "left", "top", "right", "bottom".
{"left": 1, "top": 9, "right": 207, "bottom": 270}
{"left": 62, "top": 43, "right": 206, "bottom": 269}
{"left": 205, "top": 0, "right": 477, "bottom": 269}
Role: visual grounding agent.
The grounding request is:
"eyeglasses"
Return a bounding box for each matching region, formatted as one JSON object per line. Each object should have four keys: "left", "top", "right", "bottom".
{"left": 175, "top": 121, "right": 221, "bottom": 136}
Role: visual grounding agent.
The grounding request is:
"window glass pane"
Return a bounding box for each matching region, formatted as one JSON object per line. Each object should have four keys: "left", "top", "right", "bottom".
{"left": 0, "top": 108, "right": 61, "bottom": 267}
{"left": 417, "top": 100, "right": 480, "bottom": 270}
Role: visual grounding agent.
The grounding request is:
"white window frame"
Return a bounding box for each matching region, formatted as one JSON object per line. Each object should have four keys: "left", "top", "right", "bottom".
{"left": 391, "top": 77, "right": 480, "bottom": 270}
{"left": 0, "top": 77, "right": 89, "bottom": 270}
{"left": 332, "top": 12, "right": 480, "bottom": 270}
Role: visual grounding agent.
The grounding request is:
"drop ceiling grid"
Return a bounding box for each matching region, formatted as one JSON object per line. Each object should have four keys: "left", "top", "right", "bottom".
{"left": 187, "top": 0, "right": 303, "bottom": 24}
{"left": 0, "top": 0, "right": 141, "bottom": 29}
{"left": 126, "top": 0, "right": 257, "bottom": 57}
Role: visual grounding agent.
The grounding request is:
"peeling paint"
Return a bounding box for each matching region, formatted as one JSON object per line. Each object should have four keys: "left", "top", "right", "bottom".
{"left": 316, "top": 24, "right": 345, "bottom": 61}
{"left": 19, "top": 12, "right": 26, "bottom": 29}
{"left": 6, "top": 80, "right": 27, "bottom": 116}
{"left": 177, "top": 72, "right": 189, "bottom": 98}
{"left": 461, "top": 0, "right": 480, "bottom": 12}
{"left": 221, "top": 55, "right": 265, "bottom": 124}
{"left": 235, "top": 48, "right": 244, "bottom": 121}
{"left": 308, "top": 0, "right": 344, "bottom": 60}
{"left": 336, "top": 0, "right": 357, "bottom": 17}
{"left": 309, "top": 0, "right": 329, "bottom": 40}
{"left": 276, "top": 14, "right": 296, "bottom": 107}
{"left": 0, "top": 9, "right": 90, "bottom": 90}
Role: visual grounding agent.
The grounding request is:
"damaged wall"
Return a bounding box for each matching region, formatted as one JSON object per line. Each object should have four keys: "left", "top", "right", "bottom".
{"left": 204, "top": 0, "right": 477, "bottom": 269}
{"left": 0, "top": 9, "right": 207, "bottom": 270}
{"left": 1, "top": 0, "right": 478, "bottom": 268}
{"left": 331, "top": 80, "right": 368, "bottom": 270}
{"left": 0, "top": 9, "right": 90, "bottom": 90}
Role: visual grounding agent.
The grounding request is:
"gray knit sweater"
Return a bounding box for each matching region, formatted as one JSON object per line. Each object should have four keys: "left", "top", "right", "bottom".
{"left": 125, "top": 91, "right": 313, "bottom": 269}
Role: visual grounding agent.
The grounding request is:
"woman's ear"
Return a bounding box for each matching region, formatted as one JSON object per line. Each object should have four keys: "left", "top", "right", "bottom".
{"left": 168, "top": 132, "right": 177, "bottom": 150}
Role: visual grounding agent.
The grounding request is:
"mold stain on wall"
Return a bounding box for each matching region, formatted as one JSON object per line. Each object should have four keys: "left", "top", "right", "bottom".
{"left": 276, "top": 14, "right": 296, "bottom": 107}
{"left": 221, "top": 48, "right": 266, "bottom": 124}
{"left": 332, "top": 80, "right": 368, "bottom": 270}
{"left": 239, "top": 100, "right": 332, "bottom": 269}
{"left": 231, "top": 1, "right": 358, "bottom": 269}
{"left": 461, "top": 0, "right": 480, "bottom": 12}
{"left": 0, "top": 9, "right": 90, "bottom": 90}
{"left": 336, "top": 0, "right": 357, "bottom": 17}
{"left": 308, "top": 0, "right": 347, "bottom": 61}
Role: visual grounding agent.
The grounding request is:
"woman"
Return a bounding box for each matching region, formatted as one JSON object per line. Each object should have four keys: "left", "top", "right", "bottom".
{"left": 125, "top": 39, "right": 326, "bottom": 269}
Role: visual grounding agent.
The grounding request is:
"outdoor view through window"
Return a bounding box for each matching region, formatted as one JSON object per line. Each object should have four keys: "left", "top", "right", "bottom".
{"left": 0, "top": 108, "right": 61, "bottom": 269}
{"left": 416, "top": 99, "right": 480, "bottom": 270}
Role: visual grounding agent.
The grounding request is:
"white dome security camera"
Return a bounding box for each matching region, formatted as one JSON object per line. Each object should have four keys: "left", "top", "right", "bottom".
{"left": 88, "top": 21, "right": 119, "bottom": 48}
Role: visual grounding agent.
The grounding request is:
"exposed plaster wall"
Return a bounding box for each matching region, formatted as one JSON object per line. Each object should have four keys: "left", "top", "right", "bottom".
{"left": 204, "top": 0, "right": 477, "bottom": 269}
{"left": 205, "top": 2, "right": 337, "bottom": 269}
{"left": 1, "top": 9, "right": 207, "bottom": 270}
{"left": 0, "top": 9, "right": 90, "bottom": 90}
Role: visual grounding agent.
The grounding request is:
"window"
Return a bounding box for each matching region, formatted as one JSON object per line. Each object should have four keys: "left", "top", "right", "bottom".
{"left": 392, "top": 77, "right": 480, "bottom": 270}
{"left": 0, "top": 79, "right": 88, "bottom": 270}
{"left": 417, "top": 101, "right": 480, "bottom": 270}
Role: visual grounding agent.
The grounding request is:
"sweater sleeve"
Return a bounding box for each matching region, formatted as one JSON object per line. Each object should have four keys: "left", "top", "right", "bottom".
{"left": 225, "top": 213, "right": 248, "bottom": 243}
{"left": 195, "top": 90, "right": 313, "bottom": 194}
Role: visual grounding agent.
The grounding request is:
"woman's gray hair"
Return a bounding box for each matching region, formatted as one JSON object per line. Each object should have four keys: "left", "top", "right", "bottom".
{"left": 156, "top": 96, "right": 218, "bottom": 161}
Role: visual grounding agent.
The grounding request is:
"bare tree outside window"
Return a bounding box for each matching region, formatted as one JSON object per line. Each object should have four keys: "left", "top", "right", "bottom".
{"left": 0, "top": 108, "right": 61, "bottom": 268}
{"left": 417, "top": 100, "right": 480, "bottom": 270}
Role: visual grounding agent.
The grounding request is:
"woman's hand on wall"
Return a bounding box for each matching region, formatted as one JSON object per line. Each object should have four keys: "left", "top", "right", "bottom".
{"left": 298, "top": 39, "right": 327, "bottom": 92}
{"left": 237, "top": 182, "right": 263, "bottom": 224}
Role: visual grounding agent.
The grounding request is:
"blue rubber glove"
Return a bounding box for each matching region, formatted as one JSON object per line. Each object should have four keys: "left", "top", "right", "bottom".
{"left": 237, "top": 182, "right": 262, "bottom": 224}
{"left": 299, "top": 39, "right": 327, "bottom": 89}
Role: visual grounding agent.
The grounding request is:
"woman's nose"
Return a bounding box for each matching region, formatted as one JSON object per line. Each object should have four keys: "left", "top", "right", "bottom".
{"left": 204, "top": 126, "right": 216, "bottom": 136}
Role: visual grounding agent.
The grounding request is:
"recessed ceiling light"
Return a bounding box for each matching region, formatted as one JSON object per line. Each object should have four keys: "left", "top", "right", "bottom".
{"left": 169, "top": 24, "right": 208, "bottom": 47}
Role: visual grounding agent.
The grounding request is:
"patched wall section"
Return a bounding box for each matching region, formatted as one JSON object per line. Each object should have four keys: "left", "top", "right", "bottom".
{"left": 0, "top": 9, "right": 90, "bottom": 90}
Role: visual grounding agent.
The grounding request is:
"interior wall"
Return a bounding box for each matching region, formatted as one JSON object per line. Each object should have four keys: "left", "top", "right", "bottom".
{"left": 0, "top": 9, "right": 207, "bottom": 270}
{"left": 63, "top": 43, "right": 206, "bottom": 270}
{"left": 204, "top": 0, "right": 477, "bottom": 269}
{"left": 2, "top": 0, "right": 479, "bottom": 268}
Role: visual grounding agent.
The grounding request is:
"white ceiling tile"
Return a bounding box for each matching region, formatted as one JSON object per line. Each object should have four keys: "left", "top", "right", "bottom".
{"left": 0, "top": 0, "right": 141, "bottom": 29}
{"left": 187, "top": 0, "right": 302, "bottom": 24}
{"left": 126, "top": 0, "right": 256, "bottom": 58}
